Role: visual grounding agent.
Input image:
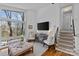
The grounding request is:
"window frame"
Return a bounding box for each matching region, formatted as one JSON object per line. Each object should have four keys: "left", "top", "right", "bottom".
{"left": 0, "top": 9, "right": 25, "bottom": 38}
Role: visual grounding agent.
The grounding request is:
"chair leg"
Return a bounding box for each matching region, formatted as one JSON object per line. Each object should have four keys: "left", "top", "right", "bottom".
{"left": 31, "top": 47, "right": 33, "bottom": 53}
{"left": 43, "top": 43, "right": 46, "bottom": 47}
{"left": 53, "top": 44, "right": 56, "bottom": 52}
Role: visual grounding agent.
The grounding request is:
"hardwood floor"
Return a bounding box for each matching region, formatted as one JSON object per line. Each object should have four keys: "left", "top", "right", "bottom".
{"left": 20, "top": 42, "right": 72, "bottom": 56}
{"left": 23, "top": 45, "right": 72, "bottom": 56}
{"left": 42, "top": 45, "right": 72, "bottom": 56}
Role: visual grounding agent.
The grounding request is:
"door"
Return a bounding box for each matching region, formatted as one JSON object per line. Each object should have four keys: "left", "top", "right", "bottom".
{"left": 61, "top": 6, "right": 73, "bottom": 31}
{"left": 63, "top": 11, "right": 72, "bottom": 31}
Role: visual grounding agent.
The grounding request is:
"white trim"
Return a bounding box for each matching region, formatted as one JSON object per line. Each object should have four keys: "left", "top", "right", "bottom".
{"left": 0, "top": 17, "right": 24, "bottom": 23}
{"left": 0, "top": 4, "right": 25, "bottom": 12}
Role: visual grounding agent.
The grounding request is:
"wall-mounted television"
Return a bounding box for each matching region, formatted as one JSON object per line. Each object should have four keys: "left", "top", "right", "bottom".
{"left": 37, "top": 22, "right": 49, "bottom": 30}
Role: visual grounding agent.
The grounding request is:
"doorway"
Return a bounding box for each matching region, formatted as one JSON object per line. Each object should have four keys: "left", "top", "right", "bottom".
{"left": 61, "top": 6, "right": 73, "bottom": 31}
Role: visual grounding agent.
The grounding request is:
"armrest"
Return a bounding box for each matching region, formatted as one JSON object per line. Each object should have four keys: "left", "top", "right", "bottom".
{"left": 43, "top": 37, "right": 54, "bottom": 45}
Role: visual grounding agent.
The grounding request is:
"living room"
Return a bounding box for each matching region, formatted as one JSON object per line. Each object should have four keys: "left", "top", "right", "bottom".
{"left": 0, "top": 3, "right": 58, "bottom": 56}
{"left": 0, "top": 3, "right": 79, "bottom": 56}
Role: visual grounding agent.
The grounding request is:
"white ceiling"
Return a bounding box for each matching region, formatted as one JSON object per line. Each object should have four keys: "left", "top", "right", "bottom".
{"left": 0, "top": 3, "right": 51, "bottom": 10}
{"left": 59, "top": 3, "right": 73, "bottom": 8}
{"left": 0, "top": 3, "right": 73, "bottom": 11}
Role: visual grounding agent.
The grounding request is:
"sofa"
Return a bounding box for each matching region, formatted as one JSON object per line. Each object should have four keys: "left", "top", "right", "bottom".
{"left": 8, "top": 38, "right": 33, "bottom": 56}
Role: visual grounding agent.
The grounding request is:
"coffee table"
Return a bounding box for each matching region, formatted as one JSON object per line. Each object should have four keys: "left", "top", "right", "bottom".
{"left": 8, "top": 42, "right": 33, "bottom": 56}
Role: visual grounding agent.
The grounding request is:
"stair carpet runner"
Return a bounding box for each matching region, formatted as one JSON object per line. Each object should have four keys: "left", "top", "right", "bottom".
{"left": 56, "top": 30, "right": 75, "bottom": 55}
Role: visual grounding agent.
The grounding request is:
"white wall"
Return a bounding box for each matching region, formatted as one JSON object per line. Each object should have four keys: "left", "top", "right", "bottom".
{"left": 24, "top": 10, "right": 37, "bottom": 41}
{"left": 73, "top": 4, "right": 79, "bottom": 53}
{"left": 24, "top": 4, "right": 60, "bottom": 42}
{"left": 36, "top": 4, "right": 60, "bottom": 35}
{"left": 73, "top": 4, "right": 79, "bottom": 35}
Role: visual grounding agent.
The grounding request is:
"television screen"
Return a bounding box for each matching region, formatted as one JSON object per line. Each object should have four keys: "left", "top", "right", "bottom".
{"left": 37, "top": 22, "right": 49, "bottom": 30}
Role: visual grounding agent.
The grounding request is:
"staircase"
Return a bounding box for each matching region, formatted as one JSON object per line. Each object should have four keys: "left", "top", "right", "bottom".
{"left": 56, "top": 30, "right": 75, "bottom": 55}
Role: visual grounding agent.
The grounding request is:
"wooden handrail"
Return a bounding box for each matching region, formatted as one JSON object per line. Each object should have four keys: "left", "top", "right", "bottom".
{"left": 54, "top": 27, "right": 59, "bottom": 44}
{"left": 72, "top": 19, "right": 75, "bottom": 36}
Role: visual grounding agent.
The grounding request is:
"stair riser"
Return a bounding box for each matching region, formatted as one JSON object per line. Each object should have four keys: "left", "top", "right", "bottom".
{"left": 58, "top": 37, "right": 74, "bottom": 40}
{"left": 60, "top": 32, "right": 73, "bottom": 34}
{"left": 59, "top": 34, "right": 74, "bottom": 37}
{"left": 56, "top": 30, "right": 75, "bottom": 55}
{"left": 56, "top": 46, "right": 74, "bottom": 51}
{"left": 56, "top": 42, "right": 74, "bottom": 47}
{"left": 59, "top": 32, "right": 73, "bottom": 34}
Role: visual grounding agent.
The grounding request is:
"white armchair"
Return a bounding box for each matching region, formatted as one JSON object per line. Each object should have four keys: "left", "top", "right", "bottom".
{"left": 43, "top": 35, "right": 55, "bottom": 46}
{"left": 43, "top": 30, "right": 55, "bottom": 46}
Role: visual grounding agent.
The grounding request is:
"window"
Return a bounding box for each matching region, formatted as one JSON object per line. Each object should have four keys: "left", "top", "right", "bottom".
{"left": 0, "top": 9, "right": 24, "bottom": 46}
{"left": 0, "top": 10, "right": 6, "bottom": 18}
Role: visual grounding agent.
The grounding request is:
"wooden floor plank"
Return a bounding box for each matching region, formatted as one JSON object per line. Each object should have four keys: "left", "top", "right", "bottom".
{"left": 42, "top": 45, "right": 72, "bottom": 56}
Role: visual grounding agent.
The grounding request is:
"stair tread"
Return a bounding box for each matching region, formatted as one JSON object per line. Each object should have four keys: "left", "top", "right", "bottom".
{"left": 56, "top": 43, "right": 74, "bottom": 48}
{"left": 60, "top": 32, "right": 73, "bottom": 34}
{"left": 57, "top": 38, "right": 74, "bottom": 42}
{"left": 57, "top": 40, "right": 74, "bottom": 45}
{"left": 56, "top": 46, "right": 74, "bottom": 51}
{"left": 56, "top": 44, "right": 74, "bottom": 50}
{"left": 59, "top": 34, "right": 74, "bottom": 37}
{"left": 60, "top": 30, "right": 73, "bottom": 32}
